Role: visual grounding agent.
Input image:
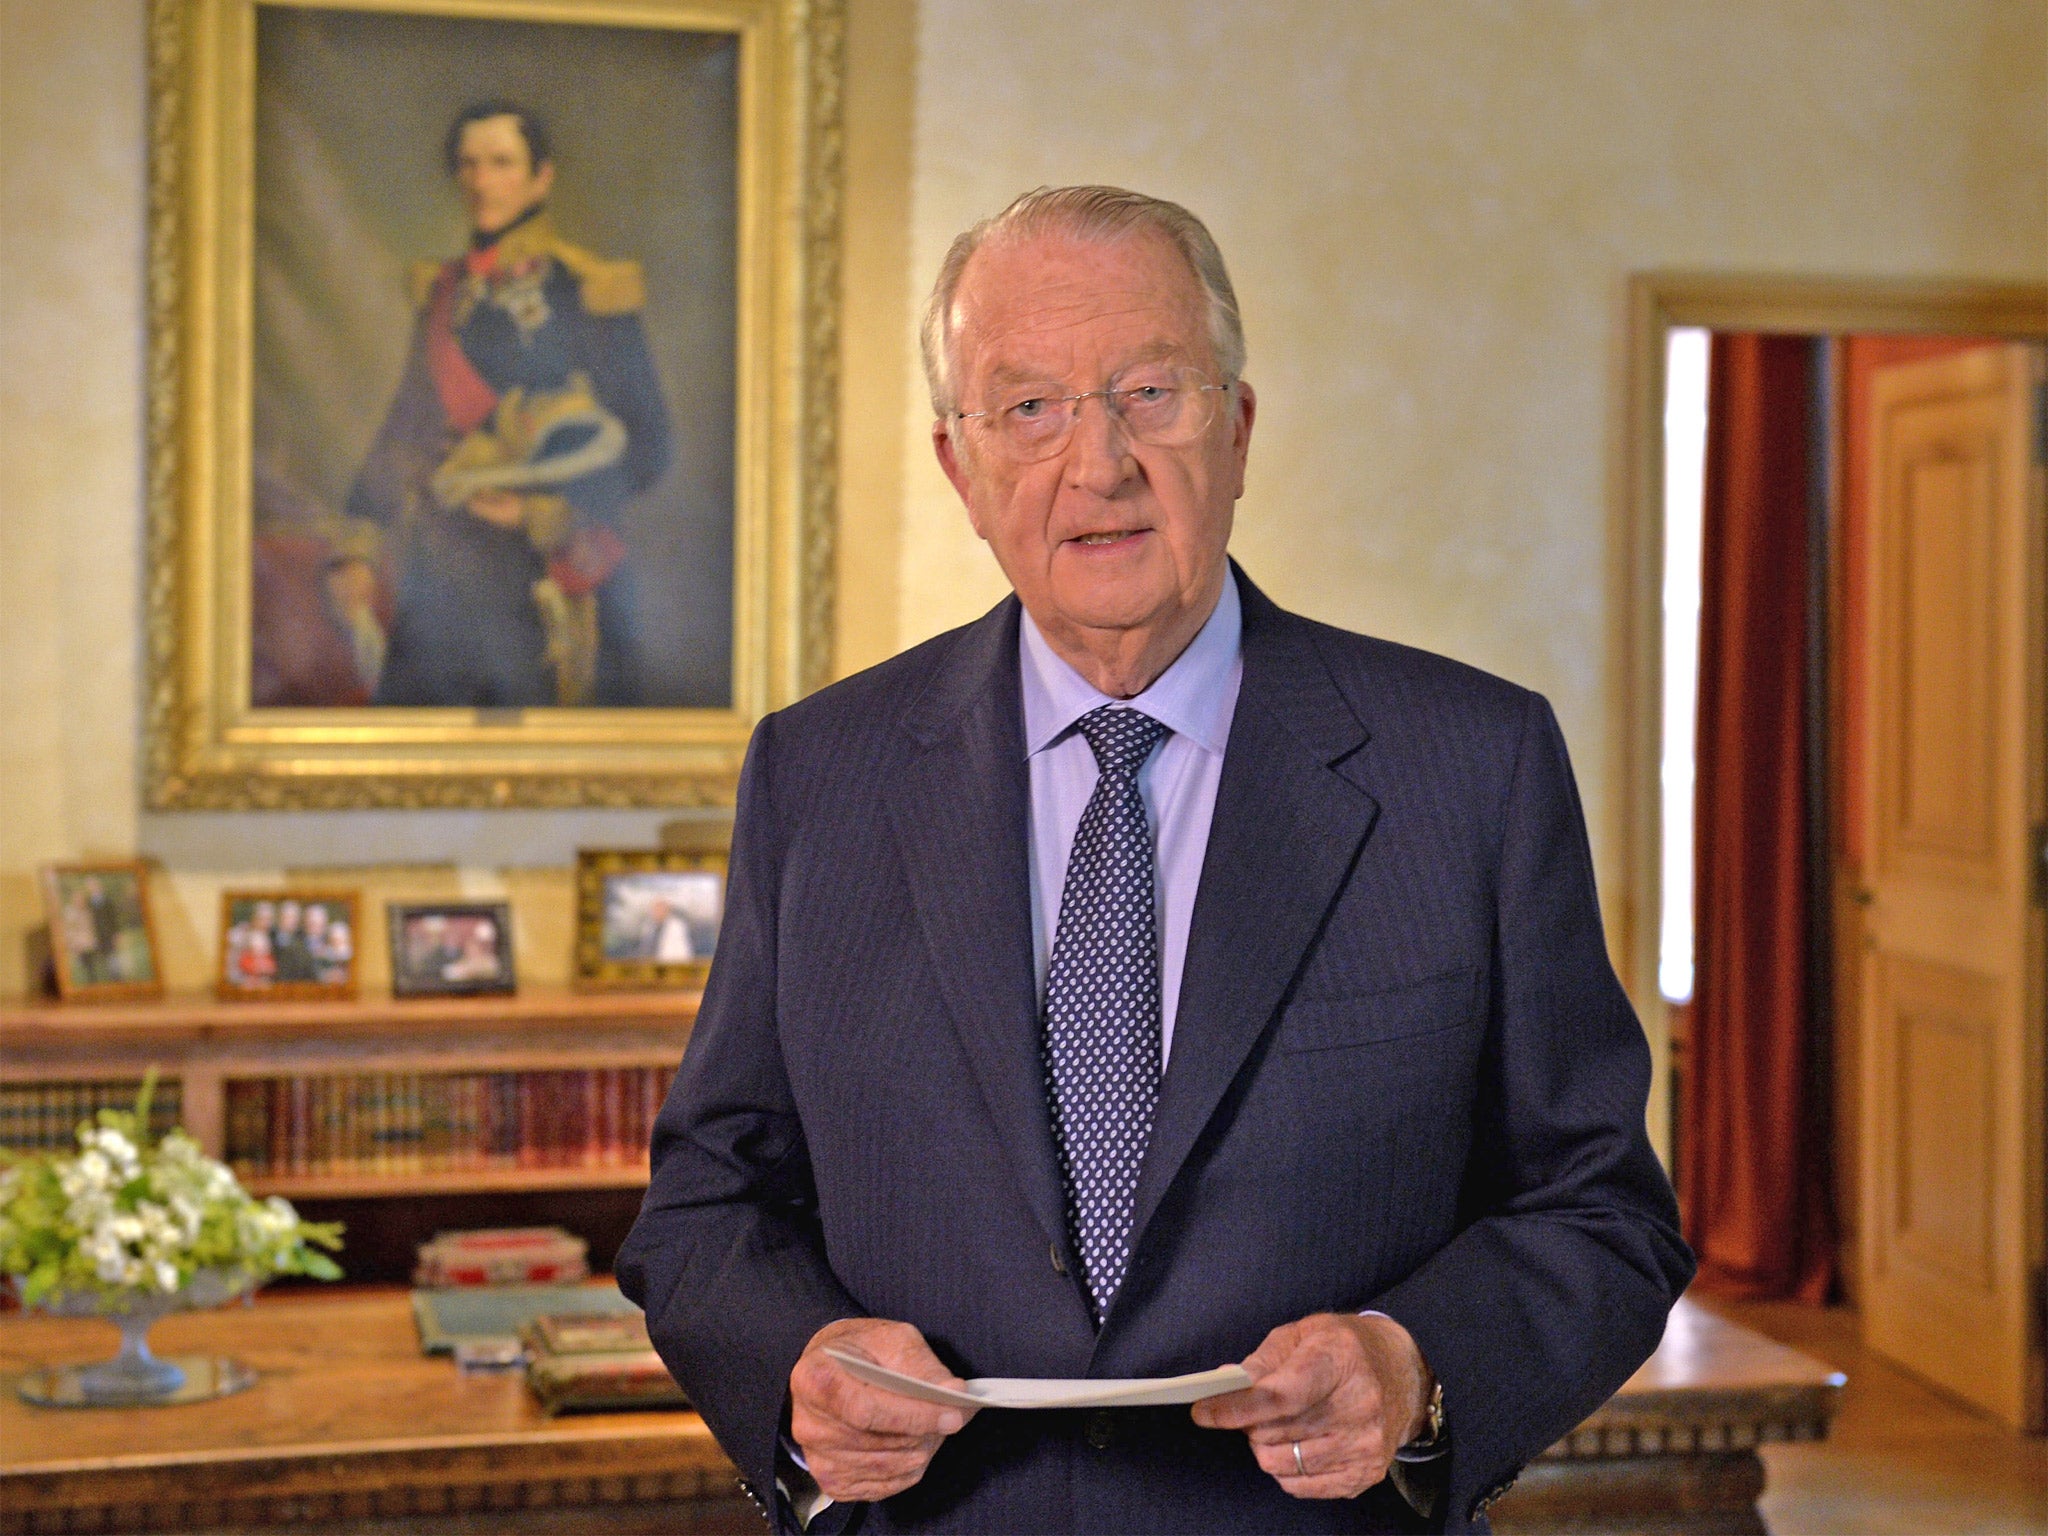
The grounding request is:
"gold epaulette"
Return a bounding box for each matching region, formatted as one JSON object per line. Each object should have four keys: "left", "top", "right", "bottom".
{"left": 409, "top": 260, "right": 447, "bottom": 310}
{"left": 547, "top": 240, "right": 646, "bottom": 315}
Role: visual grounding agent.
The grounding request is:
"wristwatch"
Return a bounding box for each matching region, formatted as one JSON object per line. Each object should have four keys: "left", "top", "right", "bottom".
{"left": 1394, "top": 1378, "right": 1448, "bottom": 1463}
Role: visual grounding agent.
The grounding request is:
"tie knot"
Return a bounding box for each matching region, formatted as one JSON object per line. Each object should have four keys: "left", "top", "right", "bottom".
{"left": 1074, "top": 704, "right": 1169, "bottom": 779}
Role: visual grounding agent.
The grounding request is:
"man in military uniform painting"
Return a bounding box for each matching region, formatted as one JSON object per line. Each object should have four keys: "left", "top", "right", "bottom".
{"left": 345, "top": 101, "right": 672, "bottom": 707}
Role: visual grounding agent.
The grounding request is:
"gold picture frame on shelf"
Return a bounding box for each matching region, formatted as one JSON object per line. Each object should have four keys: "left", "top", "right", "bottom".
{"left": 574, "top": 849, "right": 726, "bottom": 991}
{"left": 40, "top": 862, "right": 168, "bottom": 1003}
{"left": 217, "top": 890, "right": 363, "bottom": 1001}
{"left": 146, "top": 0, "right": 842, "bottom": 809}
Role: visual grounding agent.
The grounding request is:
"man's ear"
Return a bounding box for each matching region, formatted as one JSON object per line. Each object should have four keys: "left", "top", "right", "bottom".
{"left": 1228, "top": 380, "right": 1257, "bottom": 501}
{"left": 533, "top": 160, "right": 557, "bottom": 201}
{"left": 933, "top": 419, "right": 988, "bottom": 536}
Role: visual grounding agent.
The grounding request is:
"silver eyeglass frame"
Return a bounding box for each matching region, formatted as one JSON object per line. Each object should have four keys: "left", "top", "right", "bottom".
{"left": 949, "top": 374, "right": 1236, "bottom": 460}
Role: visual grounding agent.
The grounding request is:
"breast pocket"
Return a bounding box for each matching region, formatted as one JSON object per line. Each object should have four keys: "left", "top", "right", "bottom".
{"left": 1276, "top": 966, "right": 1481, "bottom": 1054}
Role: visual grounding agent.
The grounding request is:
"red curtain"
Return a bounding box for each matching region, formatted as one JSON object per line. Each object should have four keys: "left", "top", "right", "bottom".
{"left": 1680, "top": 333, "right": 1834, "bottom": 1302}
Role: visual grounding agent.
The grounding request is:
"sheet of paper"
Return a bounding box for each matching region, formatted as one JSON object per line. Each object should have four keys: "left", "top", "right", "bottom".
{"left": 825, "top": 1349, "right": 1252, "bottom": 1410}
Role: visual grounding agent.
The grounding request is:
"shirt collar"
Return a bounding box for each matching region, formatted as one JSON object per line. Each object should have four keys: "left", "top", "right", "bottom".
{"left": 1019, "top": 568, "right": 1243, "bottom": 759}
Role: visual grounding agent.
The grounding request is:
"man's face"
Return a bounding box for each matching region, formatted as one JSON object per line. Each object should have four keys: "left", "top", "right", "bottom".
{"left": 455, "top": 115, "right": 554, "bottom": 236}
{"left": 933, "top": 230, "right": 1254, "bottom": 649}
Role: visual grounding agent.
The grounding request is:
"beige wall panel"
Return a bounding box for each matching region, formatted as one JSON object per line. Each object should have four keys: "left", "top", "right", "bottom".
{"left": 0, "top": 0, "right": 149, "bottom": 989}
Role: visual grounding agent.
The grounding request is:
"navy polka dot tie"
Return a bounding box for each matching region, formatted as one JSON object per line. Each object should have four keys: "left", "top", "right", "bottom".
{"left": 1044, "top": 703, "right": 1171, "bottom": 1322}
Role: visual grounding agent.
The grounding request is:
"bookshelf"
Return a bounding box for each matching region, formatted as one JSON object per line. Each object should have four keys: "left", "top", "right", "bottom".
{"left": 0, "top": 988, "right": 697, "bottom": 1204}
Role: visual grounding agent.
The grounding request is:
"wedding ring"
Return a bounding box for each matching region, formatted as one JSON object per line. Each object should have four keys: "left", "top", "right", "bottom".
{"left": 1292, "top": 1440, "right": 1306, "bottom": 1476}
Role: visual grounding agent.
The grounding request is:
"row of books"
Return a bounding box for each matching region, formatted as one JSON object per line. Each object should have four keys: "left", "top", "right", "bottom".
{"left": 222, "top": 1066, "right": 676, "bottom": 1178}
{"left": 0, "top": 1078, "right": 184, "bottom": 1153}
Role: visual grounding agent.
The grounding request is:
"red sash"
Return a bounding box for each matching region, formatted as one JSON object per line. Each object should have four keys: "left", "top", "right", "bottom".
{"left": 424, "top": 256, "right": 498, "bottom": 435}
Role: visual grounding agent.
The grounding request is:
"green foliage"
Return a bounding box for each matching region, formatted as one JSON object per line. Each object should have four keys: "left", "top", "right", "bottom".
{"left": 0, "top": 1070, "right": 343, "bottom": 1307}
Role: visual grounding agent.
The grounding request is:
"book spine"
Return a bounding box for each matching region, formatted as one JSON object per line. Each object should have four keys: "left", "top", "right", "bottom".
{"left": 403, "top": 1073, "right": 425, "bottom": 1176}
{"left": 423, "top": 1073, "right": 447, "bottom": 1174}
{"left": 552, "top": 1072, "right": 572, "bottom": 1170}
{"left": 601, "top": 1067, "right": 623, "bottom": 1166}
{"left": 320, "top": 1076, "right": 340, "bottom": 1177}
{"left": 517, "top": 1073, "right": 540, "bottom": 1169}
{"left": 287, "top": 1076, "right": 307, "bottom": 1177}
{"left": 224, "top": 1081, "right": 257, "bottom": 1172}
{"left": 539, "top": 1072, "right": 560, "bottom": 1170}
{"left": 458, "top": 1074, "right": 482, "bottom": 1170}
{"left": 267, "top": 1079, "right": 287, "bottom": 1179}
{"left": 581, "top": 1069, "right": 602, "bottom": 1168}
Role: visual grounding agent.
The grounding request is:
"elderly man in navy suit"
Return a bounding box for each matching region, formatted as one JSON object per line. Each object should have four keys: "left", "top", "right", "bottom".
{"left": 618, "top": 186, "right": 1691, "bottom": 1533}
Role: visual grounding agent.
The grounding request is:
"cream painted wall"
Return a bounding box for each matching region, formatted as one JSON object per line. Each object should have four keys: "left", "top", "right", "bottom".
{"left": 893, "top": 0, "right": 2048, "bottom": 929}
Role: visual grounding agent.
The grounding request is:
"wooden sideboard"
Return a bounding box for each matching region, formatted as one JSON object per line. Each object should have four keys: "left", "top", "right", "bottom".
{"left": 0, "top": 989, "right": 697, "bottom": 1201}
{"left": 0, "top": 1289, "right": 750, "bottom": 1535}
{"left": 2, "top": 1291, "right": 1839, "bottom": 1535}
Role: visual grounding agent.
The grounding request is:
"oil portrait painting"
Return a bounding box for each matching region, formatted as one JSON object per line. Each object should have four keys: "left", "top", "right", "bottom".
{"left": 149, "top": 0, "right": 837, "bottom": 807}
{"left": 250, "top": 6, "right": 738, "bottom": 713}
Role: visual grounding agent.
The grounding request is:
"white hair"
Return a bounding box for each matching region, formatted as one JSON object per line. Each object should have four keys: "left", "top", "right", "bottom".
{"left": 919, "top": 185, "right": 1247, "bottom": 415}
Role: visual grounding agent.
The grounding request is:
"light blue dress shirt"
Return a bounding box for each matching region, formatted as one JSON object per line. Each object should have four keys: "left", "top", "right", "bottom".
{"left": 1019, "top": 570, "right": 1244, "bottom": 1068}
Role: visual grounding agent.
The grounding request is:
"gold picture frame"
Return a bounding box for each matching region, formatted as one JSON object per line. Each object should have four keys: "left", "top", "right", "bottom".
{"left": 40, "top": 862, "right": 168, "bottom": 1003}
{"left": 216, "top": 889, "right": 363, "bottom": 1001}
{"left": 574, "top": 848, "right": 725, "bottom": 990}
{"left": 146, "top": 0, "right": 842, "bottom": 808}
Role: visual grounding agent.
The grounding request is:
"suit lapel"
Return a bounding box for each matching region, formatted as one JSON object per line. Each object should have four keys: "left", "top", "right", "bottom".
{"left": 1122, "top": 578, "right": 1380, "bottom": 1266}
{"left": 883, "top": 600, "right": 1073, "bottom": 1260}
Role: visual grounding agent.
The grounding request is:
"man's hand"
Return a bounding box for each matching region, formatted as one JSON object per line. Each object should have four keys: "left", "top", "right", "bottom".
{"left": 1191, "top": 1313, "right": 1432, "bottom": 1500}
{"left": 465, "top": 489, "right": 525, "bottom": 528}
{"left": 789, "top": 1318, "right": 977, "bottom": 1502}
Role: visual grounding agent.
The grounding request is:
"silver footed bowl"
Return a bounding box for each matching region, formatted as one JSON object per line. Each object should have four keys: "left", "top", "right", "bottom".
{"left": 30, "top": 1267, "right": 258, "bottom": 1404}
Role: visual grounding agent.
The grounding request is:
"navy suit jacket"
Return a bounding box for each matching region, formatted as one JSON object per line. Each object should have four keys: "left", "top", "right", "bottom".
{"left": 617, "top": 570, "right": 1693, "bottom": 1532}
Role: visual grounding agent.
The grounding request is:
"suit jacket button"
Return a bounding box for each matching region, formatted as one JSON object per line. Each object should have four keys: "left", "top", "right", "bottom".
{"left": 1049, "top": 1243, "right": 1067, "bottom": 1276}
{"left": 1084, "top": 1410, "right": 1115, "bottom": 1450}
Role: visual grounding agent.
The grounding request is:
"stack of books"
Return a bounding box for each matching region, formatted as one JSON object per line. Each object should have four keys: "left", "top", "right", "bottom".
{"left": 415, "top": 1226, "right": 590, "bottom": 1287}
{"left": 522, "top": 1311, "right": 689, "bottom": 1415}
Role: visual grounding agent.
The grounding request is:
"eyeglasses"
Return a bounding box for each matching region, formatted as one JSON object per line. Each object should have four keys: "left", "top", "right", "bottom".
{"left": 951, "top": 366, "right": 1233, "bottom": 463}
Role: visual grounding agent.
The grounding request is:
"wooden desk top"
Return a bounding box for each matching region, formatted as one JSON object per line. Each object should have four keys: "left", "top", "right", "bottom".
{"left": 0, "top": 1288, "right": 736, "bottom": 1532}
{"left": 0, "top": 1290, "right": 1842, "bottom": 1529}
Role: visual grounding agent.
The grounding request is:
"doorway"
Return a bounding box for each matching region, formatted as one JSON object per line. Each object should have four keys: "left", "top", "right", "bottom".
{"left": 1622, "top": 276, "right": 2048, "bottom": 1431}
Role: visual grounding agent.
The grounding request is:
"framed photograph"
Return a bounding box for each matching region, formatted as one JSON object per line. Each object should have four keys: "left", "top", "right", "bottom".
{"left": 145, "top": 0, "right": 842, "bottom": 809}
{"left": 388, "top": 901, "right": 518, "bottom": 998}
{"left": 575, "top": 849, "right": 726, "bottom": 990}
{"left": 217, "top": 890, "right": 361, "bottom": 1000}
{"left": 40, "top": 863, "right": 166, "bottom": 1003}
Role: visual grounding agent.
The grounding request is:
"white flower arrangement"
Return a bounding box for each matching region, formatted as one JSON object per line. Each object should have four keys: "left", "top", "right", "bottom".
{"left": 0, "top": 1074, "right": 341, "bottom": 1307}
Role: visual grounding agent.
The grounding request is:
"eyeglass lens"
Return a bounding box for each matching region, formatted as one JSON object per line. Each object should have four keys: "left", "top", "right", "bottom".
{"left": 968, "top": 367, "right": 1225, "bottom": 462}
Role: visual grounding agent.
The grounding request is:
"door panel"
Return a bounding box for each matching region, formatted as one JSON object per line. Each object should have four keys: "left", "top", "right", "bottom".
{"left": 1887, "top": 955, "right": 1996, "bottom": 1291}
{"left": 1894, "top": 451, "right": 1999, "bottom": 868}
{"left": 1857, "top": 342, "right": 2044, "bottom": 1430}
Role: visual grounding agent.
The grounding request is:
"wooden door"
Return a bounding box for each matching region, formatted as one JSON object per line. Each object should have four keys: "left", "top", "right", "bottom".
{"left": 1856, "top": 342, "right": 2045, "bottom": 1429}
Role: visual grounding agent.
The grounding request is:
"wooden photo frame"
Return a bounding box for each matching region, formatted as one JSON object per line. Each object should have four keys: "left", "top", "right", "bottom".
{"left": 40, "top": 862, "right": 167, "bottom": 1003}
{"left": 217, "top": 889, "right": 362, "bottom": 1001}
{"left": 387, "top": 901, "right": 518, "bottom": 998}
{"left": 574, "top": 849, "right": 726, "bottom": 991}
{"left": 145, "top": 0, "right": 842, "bottom": 809}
